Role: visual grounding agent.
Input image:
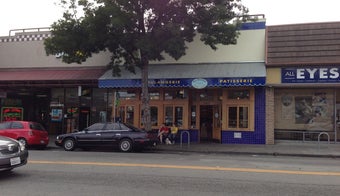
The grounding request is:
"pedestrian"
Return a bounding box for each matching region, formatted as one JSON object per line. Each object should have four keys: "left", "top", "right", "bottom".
{"left": 157, "top": 123, "right": 169, "bottom": 144}
{"left": 169, "top": 122, "right": 178, "bottom": 144}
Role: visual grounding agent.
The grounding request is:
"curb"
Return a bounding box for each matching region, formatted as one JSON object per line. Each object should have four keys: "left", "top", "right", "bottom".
{"left": 155, "top": 148, "right": 340, "bottom": 158}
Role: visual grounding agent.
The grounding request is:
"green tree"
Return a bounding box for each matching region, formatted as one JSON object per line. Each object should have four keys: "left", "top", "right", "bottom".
{"left": 44, "top": 0, "right": 249, "bottom": 131}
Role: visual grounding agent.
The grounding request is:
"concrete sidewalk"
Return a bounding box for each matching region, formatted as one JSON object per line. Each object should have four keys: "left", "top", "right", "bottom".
{"left": 155, "top": 140, "right": 340, "bottom": 158}
{"left": 48, "top": 136, "right": 340, "bottom": 158}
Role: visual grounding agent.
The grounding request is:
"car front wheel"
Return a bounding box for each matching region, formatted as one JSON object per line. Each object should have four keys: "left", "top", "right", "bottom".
{"left": 119, "top": 139, "right": 133, "bottom": 152}
{"left": 63, "top": 138, "right": 76, "bottom": 151}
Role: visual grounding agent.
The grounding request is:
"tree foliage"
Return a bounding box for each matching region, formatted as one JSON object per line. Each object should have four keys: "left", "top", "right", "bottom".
{"left": 44, "top": 0, "right": 249, "bottom": 130}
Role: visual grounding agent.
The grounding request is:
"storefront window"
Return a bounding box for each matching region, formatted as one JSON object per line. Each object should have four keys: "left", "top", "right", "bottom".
{"left": 228, "top": 90, "right": 250, "bottom": 100}
{"left": 164, "top": 105, "right": 183, "bottom": 127}
{"left": 239, "top": 107, "right": 249, "bottom": 128}
{"left": 199, "top": 91, "right": 213, "bottom": 101}
{"left": 65, "top": 88, "right": 79, "bottom": 106}
{"left": 118, "top": 106, "right": 135, "bottom": 125}
{"left": 165, "top": 106, "right": 173, "bottom": 126}
{"left": 165, "top": 89, "right": 187, "bottom": 100}
{"left": 151, "top": 106, "right": 158, "bottom": 126}
{"left": 175, "top": 106, "right": 183, "bottom": 126}
{"left": 141, "top": 106, "right": 158, "bottom": 127}
{"left": 51, "top": 88, "right": 64, "bottom": 104}
{"left": 228, "top": 106, "right": 249, "bottom": 129}
{"left": 149, "top": 91, "right": 160, "bottom": 100}
{"left": 126, "top": 106, "right": 134, "bottom": 125}
{"left": 119, "top": 106, "right": 125, "bottom": 123}
{"left": 118, "top": 90, "right": 136, "bottom": 100}
{"left": 191, "top": 106, "right": 196, "bottom": 128}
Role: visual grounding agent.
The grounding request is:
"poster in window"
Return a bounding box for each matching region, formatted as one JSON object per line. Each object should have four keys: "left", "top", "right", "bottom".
{"left": 295, "top": 96, "right": 313, "bottom": 124}
{"left": 1, "top": 107, "right": 24, "bottom": 121}
{"left": 51, "top": 109, "right": 63, "bottom": 122}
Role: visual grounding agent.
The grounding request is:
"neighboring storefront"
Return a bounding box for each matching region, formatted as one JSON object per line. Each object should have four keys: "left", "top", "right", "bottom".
{"left": 99, "top": 19, "right": 268, "bottom": 144}
{"left": 0, "top": 30, "right": 112, "bottom": 135}
{"left": 266, "top": 22, "right": 340, "bottom": 142}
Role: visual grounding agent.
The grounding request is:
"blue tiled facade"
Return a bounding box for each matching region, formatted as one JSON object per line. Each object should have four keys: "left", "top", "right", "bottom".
{"left": 177, "top": 87, "right": 266, "bottom": 144}
{"left": 221, "top": 87, "right": 266, "bottom": 144}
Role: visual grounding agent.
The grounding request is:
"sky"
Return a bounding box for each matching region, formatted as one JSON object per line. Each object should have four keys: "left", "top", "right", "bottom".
{"left": 0, "top": 0, "right": 340, "bottom": 36}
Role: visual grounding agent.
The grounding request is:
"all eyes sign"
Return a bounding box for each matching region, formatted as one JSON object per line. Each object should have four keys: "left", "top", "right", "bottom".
{"left": 282, "top": 67, "right": 340, "bottom": 83}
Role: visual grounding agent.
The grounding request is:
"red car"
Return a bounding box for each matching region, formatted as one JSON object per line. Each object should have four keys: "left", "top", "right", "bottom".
{"left": 0, "top": 121, "right": 49, "bottom": 149}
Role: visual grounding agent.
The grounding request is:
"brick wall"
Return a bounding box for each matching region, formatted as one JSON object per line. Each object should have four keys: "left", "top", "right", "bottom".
{"left": 265, "top": 87, "right": 275, "bottom": 144}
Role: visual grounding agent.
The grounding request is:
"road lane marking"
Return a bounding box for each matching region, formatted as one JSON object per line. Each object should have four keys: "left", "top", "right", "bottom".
{"left": 29, "top": 160, "right": 340, "bottom": 176}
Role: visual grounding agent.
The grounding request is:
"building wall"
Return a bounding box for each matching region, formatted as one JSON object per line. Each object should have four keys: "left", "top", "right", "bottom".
{"left": 266, "top": 87, "right": 275, "bottom": 144}
{"left": 1, "top": 21, "right": 266, "bottom": 69}
{"left": 155, "top": 25, "right": 266, "bottom": 64}
{"left": 0, "top": 32, "right": 111, "bottom": 69}
{"left": 221, "top": 87, "right": 266, "bottom": 144}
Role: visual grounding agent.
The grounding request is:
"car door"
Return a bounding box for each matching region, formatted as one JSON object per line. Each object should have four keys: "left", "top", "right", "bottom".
{"left": 76, "top": 123, "right": 105, "bottom": 147}
{"left": 100, "top": 123, "right": 124, "bottom": 146}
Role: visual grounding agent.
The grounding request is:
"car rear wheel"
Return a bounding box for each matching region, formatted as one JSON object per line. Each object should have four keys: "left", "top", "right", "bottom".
{"left": 17, "top": 138, "right": 27, "bottom": 147}
{"left": 63, "top": 138, "right": 76, "bottom": 151}
{"left": 119, "top": 139, "right": 133, "bottom": 152}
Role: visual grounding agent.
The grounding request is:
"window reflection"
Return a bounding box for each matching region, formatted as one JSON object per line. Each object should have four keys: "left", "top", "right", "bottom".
{"left": 118, "top": 90, "right": 136, "bottom": 100}
{"left": 165, "top": 89, "right": 187, "bottom": 100}
{"left": 164, "top": 106, "right": 183, "bottom": 127}
{"left": 228, "top": 106, "right": 249, "bottom": 129}
{"left": 228, "top": 90, "right": 250, "bottom": 100}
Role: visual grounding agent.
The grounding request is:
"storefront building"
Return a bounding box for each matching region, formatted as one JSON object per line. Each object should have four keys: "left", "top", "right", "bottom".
{"left": 266, "top": 22, "right": 340, "bottom": 142}
{"left": 99, "top": 19, "right": 268, "bottom": 144}
{"left": 0, "top": 18, "right": 268, "bottom": 144}
{"left": 0, "top": 29, "right": 112, "bottom": 135}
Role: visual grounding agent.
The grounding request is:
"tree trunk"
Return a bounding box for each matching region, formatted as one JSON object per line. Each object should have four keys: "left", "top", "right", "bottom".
{"left": 141, "top": 55, "right": 151, "bottom": 131}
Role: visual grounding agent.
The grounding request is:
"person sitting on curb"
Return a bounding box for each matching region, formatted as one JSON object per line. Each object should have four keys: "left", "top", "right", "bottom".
{"left": 157, "top": 123, "right": 169, "bottom": 144}
{"left": 169, "top": 123, "right": 178, "bottom": 144}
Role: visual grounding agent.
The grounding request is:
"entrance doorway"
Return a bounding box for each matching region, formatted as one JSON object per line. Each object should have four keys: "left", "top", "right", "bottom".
{"left": 79, "top": 107, "right": 90, "bottom": 131}
{"left": 200, "top": 105, "right": 221, "bottom": 143}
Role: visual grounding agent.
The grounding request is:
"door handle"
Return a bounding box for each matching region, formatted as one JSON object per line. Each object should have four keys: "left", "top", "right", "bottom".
{"left": 96, "top": 134, "right": 101, "bottom": 136}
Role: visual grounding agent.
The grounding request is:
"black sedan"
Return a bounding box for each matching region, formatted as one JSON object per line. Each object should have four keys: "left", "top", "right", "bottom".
{"left": 0, "top": 136, "right": 28, "bottom": 172}
{"left": 55, "top": 122, "right": 158, "bottom": 152}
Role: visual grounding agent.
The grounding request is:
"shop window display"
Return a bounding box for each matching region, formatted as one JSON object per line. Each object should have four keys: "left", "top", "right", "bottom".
{"left": 227, "top": 106, "right": 249, "bottom": 129}
{"left": 118, "top": 90, "right": 136, "bottom": 100}
{"left": 228, "top": 90, "right": 250, "bottom": 100}
{"left": 165, "top": 89, "right": 187, "bottom": 100}
{"left": 149, "top": 91, "right": 160, "bottom": 100}
{"left": 164, "top": 106, "right": 184, "bottom": 127}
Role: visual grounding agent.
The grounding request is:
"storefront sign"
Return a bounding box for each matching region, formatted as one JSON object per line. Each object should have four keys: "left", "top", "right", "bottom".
{"left": 282, "top": 67, "right": 340, "bottom": 83}
{"left": 191, "top": 78, "right": 208, "bottom": 89}
{"left": 1, "top": 107, "right": 24, "bottom": 121}
{"left": 99, "top": 77, "right": 265, "bottom": 88}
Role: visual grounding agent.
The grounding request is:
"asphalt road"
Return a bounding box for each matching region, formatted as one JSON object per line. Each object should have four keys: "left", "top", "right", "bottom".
{"left": 1, "top": 149, "right": 340, "bottom": 196}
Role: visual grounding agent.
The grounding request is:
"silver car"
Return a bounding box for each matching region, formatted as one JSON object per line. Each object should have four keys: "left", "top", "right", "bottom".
{"left": 0, "top": 136, "right": 28, "bottom": 172}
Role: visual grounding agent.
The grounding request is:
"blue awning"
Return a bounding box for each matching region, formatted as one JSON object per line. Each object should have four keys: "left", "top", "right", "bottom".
{"left": 99, "top": 62, "right": 266, "bottom": 88}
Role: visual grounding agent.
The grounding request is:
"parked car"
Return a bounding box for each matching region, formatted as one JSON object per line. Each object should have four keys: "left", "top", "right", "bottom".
{"left": 0, "top": 136, "right": 28, "bottom": 172}
{"left": 55, "top": 122, "right": 158, "bottom": 152}
{"left": 0, "top": 121, "right": 49, "bottom": 149}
